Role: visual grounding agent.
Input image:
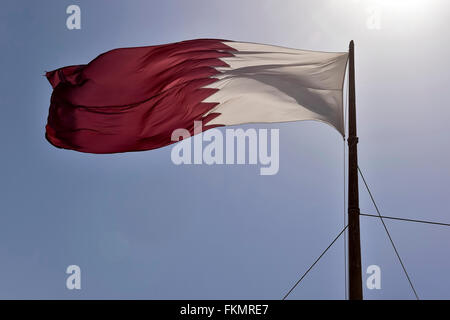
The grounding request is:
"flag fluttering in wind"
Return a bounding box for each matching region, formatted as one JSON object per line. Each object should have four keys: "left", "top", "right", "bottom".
{"left": 45, "top": 39, "right": 348, "bottom": 153}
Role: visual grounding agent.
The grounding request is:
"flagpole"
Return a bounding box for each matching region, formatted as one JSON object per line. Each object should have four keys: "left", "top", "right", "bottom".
{"left": 347, "top": 40, "right": 363, "bottom": 300}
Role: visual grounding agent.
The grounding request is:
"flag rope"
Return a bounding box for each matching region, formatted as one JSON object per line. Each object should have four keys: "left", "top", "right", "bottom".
{"left": 358, "top": 166, "right": 419, "bottom": 300}
{"left": 360, "top": 213, "right": 450, "bottom": 227}
{"left": 342, "top": 63, "right": 349, "bottom": 300}
{"left": 343, "top": 137, "right": 347, "bottom": 300}
{"left": 282, "top": 225, "right": 348, "bottom": 300}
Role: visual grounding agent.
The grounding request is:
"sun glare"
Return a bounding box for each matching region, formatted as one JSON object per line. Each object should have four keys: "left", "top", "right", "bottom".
{"left": 375, "top": 0, "right": 425, "bottom": 11}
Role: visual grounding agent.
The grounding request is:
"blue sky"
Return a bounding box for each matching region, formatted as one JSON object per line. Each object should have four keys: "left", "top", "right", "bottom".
{"left": 0, "top": 0, "right": 449, "bottom": 299}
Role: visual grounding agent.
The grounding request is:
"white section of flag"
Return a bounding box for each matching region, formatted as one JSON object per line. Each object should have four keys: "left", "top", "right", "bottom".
{"left": 202, "top": 41, "right": 348, "bottom": 135}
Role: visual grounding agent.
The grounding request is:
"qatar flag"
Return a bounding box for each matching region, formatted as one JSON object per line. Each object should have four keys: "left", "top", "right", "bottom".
{"left": 45, "top": 39, "right": 348, "bottom": 154}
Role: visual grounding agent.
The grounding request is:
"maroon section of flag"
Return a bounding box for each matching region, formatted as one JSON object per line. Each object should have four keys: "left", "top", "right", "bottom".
{"left": 45, "top": 39, "right": 236, "bottom": 153}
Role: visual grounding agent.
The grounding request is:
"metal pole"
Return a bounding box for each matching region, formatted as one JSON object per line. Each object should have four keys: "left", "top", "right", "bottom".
{"left": 347, "top": 40, "right": 363, "bottom": 300}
